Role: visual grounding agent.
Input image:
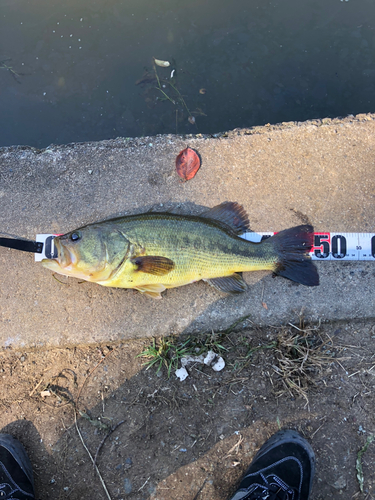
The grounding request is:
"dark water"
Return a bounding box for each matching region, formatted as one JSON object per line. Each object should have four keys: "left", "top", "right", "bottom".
{"left": 1, "top": 0, "right": 374, "bottom": 148}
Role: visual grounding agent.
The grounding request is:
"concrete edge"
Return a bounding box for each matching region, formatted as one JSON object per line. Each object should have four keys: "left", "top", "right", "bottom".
{"left": 1, "top": 113, "right": 374, "bottom": 154}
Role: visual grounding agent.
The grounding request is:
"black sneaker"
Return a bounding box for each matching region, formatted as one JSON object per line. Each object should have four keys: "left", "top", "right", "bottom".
{"left": 228, "top": 429, "right": 315, "bottom": 500}
{"left": 0, "top": 434, "right": 35, "bottom": 499}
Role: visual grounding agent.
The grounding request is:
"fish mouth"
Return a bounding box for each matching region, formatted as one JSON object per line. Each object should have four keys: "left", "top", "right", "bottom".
{"left": 56, "top": 240, "right": 74, "bottom": 268}
{"left": 41, "top": 239, "right": 105, "bottom": 281}
{"left": 41, "top": 240, "right": 74, "bottom": 273}
{"left": 41, "top": 258, "right": 64, "bottom": 272}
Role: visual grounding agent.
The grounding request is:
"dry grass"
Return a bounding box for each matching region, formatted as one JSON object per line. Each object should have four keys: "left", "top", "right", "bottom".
{"left": 272, "top": 322, "right": 337, "bottom": 407}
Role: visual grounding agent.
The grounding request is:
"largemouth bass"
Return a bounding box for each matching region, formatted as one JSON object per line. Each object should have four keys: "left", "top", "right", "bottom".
{"left": 42, "top": 202, "right": 319, "bottom": 299}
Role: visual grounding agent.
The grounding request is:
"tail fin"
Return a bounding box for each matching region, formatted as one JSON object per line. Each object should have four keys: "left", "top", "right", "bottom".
{"left": 270, "top": 225, "right": 319, "bottom": 286}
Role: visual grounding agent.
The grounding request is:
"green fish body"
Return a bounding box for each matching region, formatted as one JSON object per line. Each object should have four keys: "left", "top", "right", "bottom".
{"left": 42, "top": 202, "right": 319, "bottom": 298}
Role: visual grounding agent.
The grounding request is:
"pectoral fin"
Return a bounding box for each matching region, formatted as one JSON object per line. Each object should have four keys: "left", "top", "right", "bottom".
{"left": 135, "top": 283, "right": 166, "bottom": 299}
{"left": 205, "top": 273, "right": 248, "bottom": 294}
{"left": 132, "top": 256, "right": 175, "bottom": 276}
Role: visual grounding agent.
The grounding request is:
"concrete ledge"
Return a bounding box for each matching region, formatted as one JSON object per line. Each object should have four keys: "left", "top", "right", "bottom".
{"left": 1, "top": 114, "right": 374, "bottom": 349}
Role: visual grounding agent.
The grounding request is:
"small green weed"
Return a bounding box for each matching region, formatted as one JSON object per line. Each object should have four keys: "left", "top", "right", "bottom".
{"left": 356, "top": 433, "right": 374, "bottom": 493}
{"left": 138, "top": 337, "right": 191, "bottom": 378}
{"left": 138, "top": 316, "right": 256, "bottom": 377}
{"left": 246, "top": 341, "right": 277, "bottom": 359}
{"left": 232, "top": 340, "right": 277, "bottom": 373}
{"left": 138, "top": 330, "right": 230, "bottom": 378}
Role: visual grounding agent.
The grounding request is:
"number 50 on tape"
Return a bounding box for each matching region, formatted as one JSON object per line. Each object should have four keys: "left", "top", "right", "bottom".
{"left": 242, "top": 232, "right": 375, "bottom": 261}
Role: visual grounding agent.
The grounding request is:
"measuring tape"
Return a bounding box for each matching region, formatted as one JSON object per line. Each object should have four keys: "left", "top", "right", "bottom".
{"left": 34, "top": 232, "right": 375, "bottom": 262}
{"left": 241, "top": 232, "right": 375, "bottom": 261}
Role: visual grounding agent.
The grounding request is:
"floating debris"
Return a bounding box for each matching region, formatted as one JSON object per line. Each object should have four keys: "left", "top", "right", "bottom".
{"left": 0, "top": 58, "right": 23, "bottom": 84}
{"left": 136, "top": 57, "right": 205, "bottom": 133}
{"left": 153, "top": 58, "right": 170, "bottom": 67}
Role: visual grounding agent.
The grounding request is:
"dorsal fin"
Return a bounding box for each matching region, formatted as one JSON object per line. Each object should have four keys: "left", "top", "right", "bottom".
{"left": 201, "top": 202, "right": 250, "bottom": 235}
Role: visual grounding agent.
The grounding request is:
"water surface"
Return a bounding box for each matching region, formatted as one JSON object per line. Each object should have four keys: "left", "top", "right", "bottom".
{"left": 1, "top": 0, "right": 374, "bottom": 147}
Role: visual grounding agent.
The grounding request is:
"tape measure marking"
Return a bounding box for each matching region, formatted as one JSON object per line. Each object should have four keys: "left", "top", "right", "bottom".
{"left": 35, "top": 232, "right": 375, "bottom": 262}
{"left": 241, "top": 232, "right": 375, "bottom": 261}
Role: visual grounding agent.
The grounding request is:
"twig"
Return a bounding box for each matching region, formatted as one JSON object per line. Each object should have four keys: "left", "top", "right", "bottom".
{"left": 155, "top": 86, "right": 176, "bottom": 105}
{"left": 74, "top": 412, "right": 112, "bottom": 500}
{"left": 76, "top": 348, "right": 116, "bottom": 412}
{"left": 151, "top": 59, "right": 193, "bottom": 119}
{"left": 152, "top": 59, "right": 161, "bottom": 88}
{"left": 260, "top": 283, "right": 265, "bottom": 302}
{"left": 29, "top": 377, "right": 45, "bottom": 396}
{"left": 93, "top": 420, "right": 126, "bottom": 467}
{"left": 0, "top": 60, "right": 22, "bottom": 83}
{"left": 288, "top": 322, "right": 307, "bottom": 332}
{"left": 311, "top": 422, "right": 325, "bottom": 438}
{"left": 335, "top": 359, "right": 348, "bottom": 373}
{"left": 192, "top": 479, "right": 207, "bottom": 500}
{"left": 138, "top": 477, "right": 150, "bottom": 492}
{"left": 224, "top": 435, "right": 244, "bottom": 459}
{"left": 166, "top": 80, "right": 191, "bottom": 117}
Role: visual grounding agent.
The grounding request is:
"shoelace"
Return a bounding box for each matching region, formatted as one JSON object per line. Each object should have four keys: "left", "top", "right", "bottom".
{"left": 246, "top": 473, "right": 297, "bottom": 500}
{"left": 247, "top": 487, "right": 293, "bottom": 500}
{"left": 0, "top": 483, "right": 34, "bottom": 500}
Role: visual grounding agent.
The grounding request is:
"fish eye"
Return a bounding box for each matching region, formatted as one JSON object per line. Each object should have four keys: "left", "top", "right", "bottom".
{"left": 70, "top": 232, "right": 81, "bottom": 242}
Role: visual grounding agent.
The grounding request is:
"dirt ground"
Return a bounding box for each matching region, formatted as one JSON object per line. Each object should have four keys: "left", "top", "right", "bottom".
{"left": 0, "top": 318, "right": 374, "bottom": 500}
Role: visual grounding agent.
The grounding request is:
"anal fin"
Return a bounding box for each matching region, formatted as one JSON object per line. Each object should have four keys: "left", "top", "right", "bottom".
{"left": 205, "top": 273, "right": 248, "bottom": 294}
{"left": 134, "top": 283, "right": 166, "bottom": 299}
